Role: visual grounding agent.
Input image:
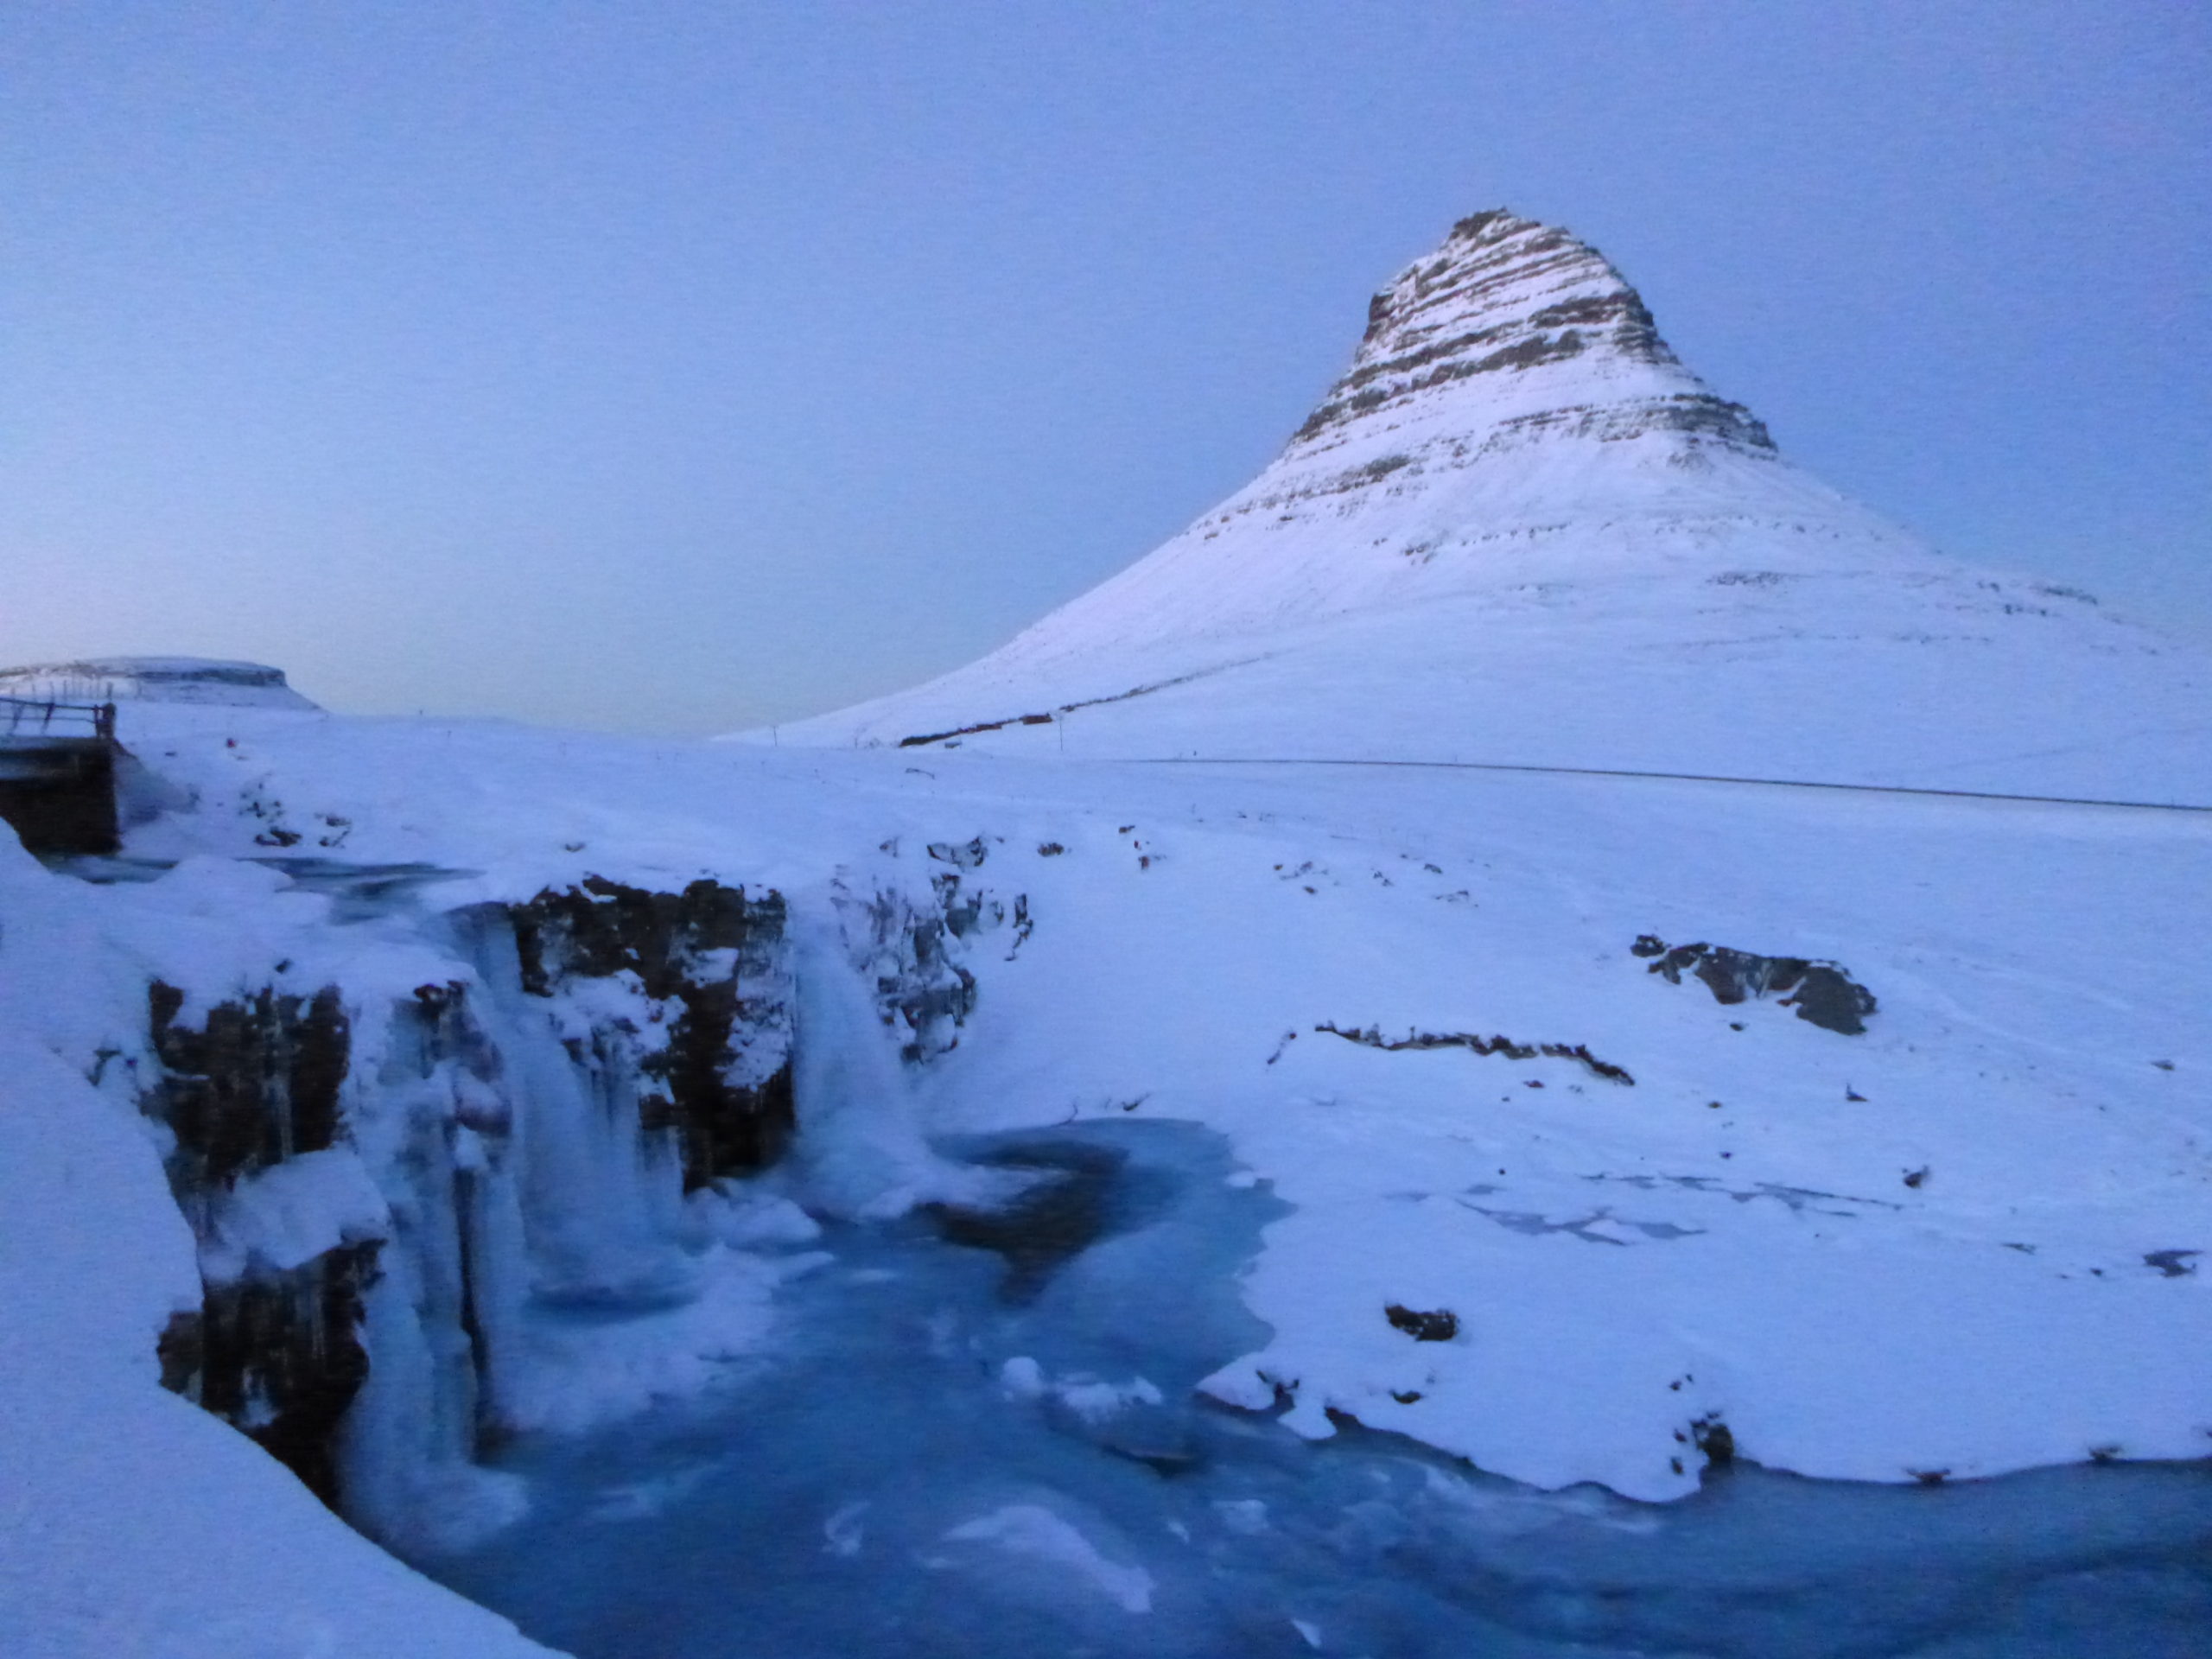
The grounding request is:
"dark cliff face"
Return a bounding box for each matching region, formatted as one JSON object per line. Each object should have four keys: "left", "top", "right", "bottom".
{"left": 511, "top": 876, "right": 794, "bottom": 1185}
{"left": 143, "top": 981, "right": 377, "bottom": 1503}
{"left": 137, "top": 874, "right": 798, "bottom": 1520}
{"left": 148, "top": 982, "right": 349, "bottom": 1192}
{"left": 156, "top": 1243, "right": 379, "bottom": 1506}
{"left": 0, "top": 739, "right": 120, "bottom": 856}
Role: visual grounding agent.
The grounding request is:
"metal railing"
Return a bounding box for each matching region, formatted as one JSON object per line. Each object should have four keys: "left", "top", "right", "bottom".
{"left": 1, "top": 694, "right": 117, "bottom": 742}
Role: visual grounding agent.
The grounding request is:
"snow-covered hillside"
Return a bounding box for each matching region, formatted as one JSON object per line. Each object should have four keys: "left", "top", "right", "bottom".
{"left": 768, "top": 212, "right": 2208, "bottom": 804}
{"left": 0, "top": 656, "right": 321, "bottom": 710}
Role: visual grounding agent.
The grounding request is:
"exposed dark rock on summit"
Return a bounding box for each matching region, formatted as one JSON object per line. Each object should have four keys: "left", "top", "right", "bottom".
{"left": 1293, "top": 210, "right": 1774, "bottom": 455}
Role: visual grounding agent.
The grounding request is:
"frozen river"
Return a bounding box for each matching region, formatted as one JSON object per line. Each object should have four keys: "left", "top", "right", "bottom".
{"left": 423, "top": 1120, "right": 2212, "bottom": 1658}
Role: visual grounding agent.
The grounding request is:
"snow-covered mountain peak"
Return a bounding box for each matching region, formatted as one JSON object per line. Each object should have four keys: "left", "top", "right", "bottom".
{"left": 930, "top": 207, "right": 1909, "bottom": 671}
{"left": 764, "top": 209, "right": 2207, "bottom": 804}
{"left": 1288, "top": 207, "right": 1773, "bottom": 465}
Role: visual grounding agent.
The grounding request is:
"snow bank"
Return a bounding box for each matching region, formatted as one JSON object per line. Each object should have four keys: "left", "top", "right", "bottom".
{"left": 0, "top": 1032, "right": 555, "bottom": 1659}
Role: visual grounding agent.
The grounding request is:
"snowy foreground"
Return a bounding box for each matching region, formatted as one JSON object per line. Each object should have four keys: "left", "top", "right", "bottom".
{"left": 3, "top": 698, "right": 2208, "bottom": 1655}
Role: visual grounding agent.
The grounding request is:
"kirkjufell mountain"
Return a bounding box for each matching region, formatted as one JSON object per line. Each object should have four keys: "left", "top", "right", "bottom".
{"left": 774, "top": 210, "right": 2207, "bottom": 802}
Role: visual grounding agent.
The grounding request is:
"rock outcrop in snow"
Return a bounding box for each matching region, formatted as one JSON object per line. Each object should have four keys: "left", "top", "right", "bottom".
{"left": 145, "top": 979, "right": 372, "bottom": 1504}
{"left": 509, "top": 877, "right": 796, "bottom": 1186}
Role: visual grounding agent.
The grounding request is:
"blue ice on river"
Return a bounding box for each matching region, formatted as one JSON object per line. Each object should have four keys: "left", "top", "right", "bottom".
{"left": 421, "top": 1117, "right": 2212, "bottom": 1658}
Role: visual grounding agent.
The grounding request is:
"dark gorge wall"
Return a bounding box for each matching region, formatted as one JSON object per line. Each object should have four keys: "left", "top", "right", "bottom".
{"left": 146, "top": 980, "right": 349, "bottom": 1192}
{"left": 510, "top": 876, "right": 794, "bottom": 1185}
{"left": 137, "top": 876, "right": 797, "bottom": 1520}
{"left": 144, "top": 980, "right": 374, "bottom": 1503}
{"left": 156, "top": 1241, "right": 380, "bottom": 1506}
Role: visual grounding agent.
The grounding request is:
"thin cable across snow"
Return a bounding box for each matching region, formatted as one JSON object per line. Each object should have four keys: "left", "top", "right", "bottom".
{"left": 1128, "top": 755, "right": 2212, "bottom": 814}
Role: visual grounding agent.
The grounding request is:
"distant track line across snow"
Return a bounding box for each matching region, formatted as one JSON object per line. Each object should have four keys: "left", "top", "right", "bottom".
{"left": 1125, "top": 756, "right": 2212, "bottom": 815}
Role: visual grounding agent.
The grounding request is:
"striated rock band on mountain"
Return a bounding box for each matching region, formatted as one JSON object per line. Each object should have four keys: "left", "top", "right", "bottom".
{"left": 767, "top": 210, "right": 2206, "bottom": 804}
{"left": 1283, "top": 207, "right": 1775, "bottom": 479}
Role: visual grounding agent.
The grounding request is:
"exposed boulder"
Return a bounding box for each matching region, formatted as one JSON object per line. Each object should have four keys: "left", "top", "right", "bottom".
{"left": 1386, "top": 1305, "right": 1459, "bottom": 1342}
{"left": 1632, "top": 936, "right": 1877, "bottom": 1035}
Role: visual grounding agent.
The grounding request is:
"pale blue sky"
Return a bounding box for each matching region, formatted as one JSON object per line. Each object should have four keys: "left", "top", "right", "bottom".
{"left": 3, "top": 2, "right": 2206, "bottom": 734}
